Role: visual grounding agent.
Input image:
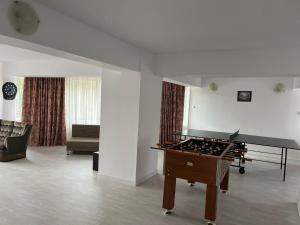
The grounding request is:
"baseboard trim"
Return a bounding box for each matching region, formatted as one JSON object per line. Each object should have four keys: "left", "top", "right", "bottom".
{"left": 136, "top": 170, "right": 157, "bottom": 186}
{"left": 97, "top": 170, "right": 158, "bottom": 186}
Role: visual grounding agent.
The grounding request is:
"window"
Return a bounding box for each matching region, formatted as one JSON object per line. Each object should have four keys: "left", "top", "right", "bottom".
{"left": 14, "top": 76, "right": 101, "bottom": 136}
{"left": 65, "top": 76, "right": 101, "bottom": 137}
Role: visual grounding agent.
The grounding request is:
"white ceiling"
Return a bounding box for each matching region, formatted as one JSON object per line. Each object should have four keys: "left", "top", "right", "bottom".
{"left": 35, "top": 0, "right": 300, "bottom": 53}
{"left": 0, "top": 43, "right": 57, "bottom": 62}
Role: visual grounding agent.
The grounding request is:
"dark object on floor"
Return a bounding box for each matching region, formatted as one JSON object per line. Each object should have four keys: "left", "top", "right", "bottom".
{"left": 0, "top": 120, "right": 32, "bottom": 162}
{"left": 93, "top": 151, "right": 99, "bottom": 171}
{"left": 66, "top": 124, "right": 100, "bottom": 155}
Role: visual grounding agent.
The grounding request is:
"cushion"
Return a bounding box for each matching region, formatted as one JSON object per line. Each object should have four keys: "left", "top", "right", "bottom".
{"left": 0, "top": 136, "right": 6, "bottom": 150}
{"left": 0, "top": 120, "right": 13, "bottom": 138}
{"left": 1, "top": 120, "right": 14, "bottom": 126}
{"left": 72, "top": 125, "right": 100, "bottom": 138}
{"left": 67, "top": 137, "right": 99, "bottom": 148}
{"left": 11, "top": 122, "right": 26, "bottom": 137}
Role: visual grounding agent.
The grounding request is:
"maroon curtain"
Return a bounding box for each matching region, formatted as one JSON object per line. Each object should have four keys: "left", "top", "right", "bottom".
{"left": 22, "top": 77, "right": 66, "bottom": 146}
{"left": 159, "top": 81, "right": 185, "bottom": 145}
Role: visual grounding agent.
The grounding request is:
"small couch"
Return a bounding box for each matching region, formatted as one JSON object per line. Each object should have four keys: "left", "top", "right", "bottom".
{"left": 66, "top": 124, "right": 100, "bottom": 155}
{"left": 0, "top": 120, "right": 32, "bottom": 162}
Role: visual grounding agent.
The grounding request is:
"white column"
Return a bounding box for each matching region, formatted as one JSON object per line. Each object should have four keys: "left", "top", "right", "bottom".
{"left": 135, "top": 53, "right": 162, "bottom": 185}
{"left": 99, "top": 68, "right": 141, "bottom": 185}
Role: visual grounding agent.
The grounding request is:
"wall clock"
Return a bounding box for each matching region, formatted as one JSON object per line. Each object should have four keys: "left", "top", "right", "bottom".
{"left": 8, "top": 1, "right": 40, "bottom": 35}
{"left": 2, "top": 82, "right": 18, "bottom": 100}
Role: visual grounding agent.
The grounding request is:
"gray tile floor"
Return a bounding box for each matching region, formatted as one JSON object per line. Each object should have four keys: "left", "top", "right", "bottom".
{"left": 0, "top": 147, "right": 299, "bottom": 225}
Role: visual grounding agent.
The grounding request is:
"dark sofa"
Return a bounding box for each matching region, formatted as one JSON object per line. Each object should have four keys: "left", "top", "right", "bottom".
{"left": 0, "top": 120, "right": 32, "bottom": 162}
{"left": 66, "top": 124, "right": 100, "bottom": 155}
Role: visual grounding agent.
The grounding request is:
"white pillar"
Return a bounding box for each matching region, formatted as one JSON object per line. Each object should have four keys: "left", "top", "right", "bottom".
{"left": 135, "top": 53, "right": 162, "bottom": 185}
{"left": 99, "top": 53, "right": 162, "bottom": 186}
{"left": 99, "top": 68, "right": 141, "bottom": 185}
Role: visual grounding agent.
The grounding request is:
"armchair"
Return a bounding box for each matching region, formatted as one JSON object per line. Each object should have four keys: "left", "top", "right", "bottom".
{"left": 0, "top": 120, "right": 32, "bottom": 162}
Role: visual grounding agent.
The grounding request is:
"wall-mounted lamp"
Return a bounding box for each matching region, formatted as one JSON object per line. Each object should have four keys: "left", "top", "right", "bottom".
{"left": 208, "top": 82, "right": 218, "bottom": 92}
{"left": 273, "top": 82, "right": 286, "bottom": 93}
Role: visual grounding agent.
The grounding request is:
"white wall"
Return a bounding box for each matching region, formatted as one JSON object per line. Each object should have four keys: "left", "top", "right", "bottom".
{"left": 0, "top": 63, "right": 3, "bottom": 118}
{"left": 2, "top": 63, "right": 17, "bottom": 121}
{"left": 189, "top": 77, "right": 300, "bottom": 162}
{"left": 99, "top": 69, "right": 141, "bottom": 185}
{"left": 164, "top": 76, "right": 202, "bottom": 87}
{"left": 135, "top": 53, "right": 162, "bottom": 185}
{"left": 0, "top": 0, "right": 143, "bottom": 72}
{"left": 4, "top": 59, "right": 101, "bottom": 77}
{"left": 157, "top": 48, "right": 300, "bottom": 78}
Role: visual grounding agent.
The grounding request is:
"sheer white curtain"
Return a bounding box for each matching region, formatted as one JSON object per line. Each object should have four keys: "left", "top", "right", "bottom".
{"left": 65, "top": 76, "right": 101, "bottom": 138}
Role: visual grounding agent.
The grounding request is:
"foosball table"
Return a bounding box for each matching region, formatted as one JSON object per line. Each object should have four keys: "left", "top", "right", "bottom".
{"left": 153, "top": 139, "right": 234, "bottom": 225}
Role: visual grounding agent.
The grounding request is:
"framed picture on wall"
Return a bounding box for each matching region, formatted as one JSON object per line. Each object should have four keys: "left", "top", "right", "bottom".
{"left": 237, "top": 91, "right": 252, "bottom": 102}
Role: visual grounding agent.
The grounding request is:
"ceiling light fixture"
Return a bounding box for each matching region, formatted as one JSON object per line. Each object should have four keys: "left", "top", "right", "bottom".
{"left": 8, "top": 1, "right": 40, "bottom": 35}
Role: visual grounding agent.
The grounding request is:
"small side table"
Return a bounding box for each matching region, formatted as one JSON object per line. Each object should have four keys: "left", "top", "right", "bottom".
{"left": 93, "top": 151, "right": 99, "bottom": 171}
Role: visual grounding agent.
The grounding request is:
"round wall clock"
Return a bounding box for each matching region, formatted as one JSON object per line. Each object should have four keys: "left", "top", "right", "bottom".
{"left": 8, "top": 1, "right": 40, "bottom": 35}
{"left": 2, "top": 82, "right": 18, "bottom": 100}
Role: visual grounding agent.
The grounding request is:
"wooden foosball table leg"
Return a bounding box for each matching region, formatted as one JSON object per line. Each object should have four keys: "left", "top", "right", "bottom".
{"left": 205, "top": 185, "right": 218, "bottom": 223}
{"left": 220, "top": 170, "right": 229, "bottom": 193}
{"left": 163, "top": 175, "right": 176, "bottom": 214}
